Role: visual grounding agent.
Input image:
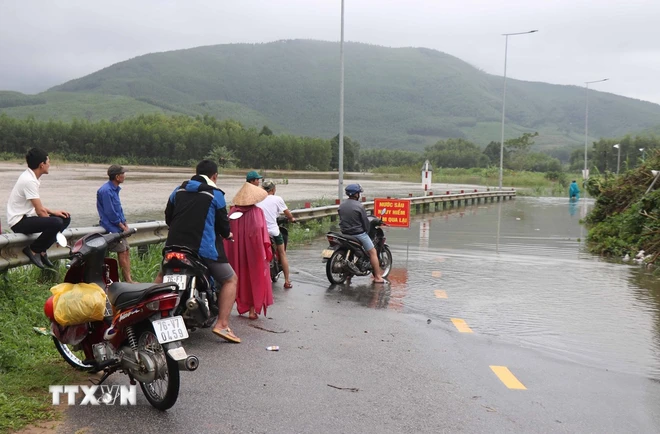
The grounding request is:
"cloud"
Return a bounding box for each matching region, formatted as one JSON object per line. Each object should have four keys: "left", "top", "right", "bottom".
{"left": 1, "top": 0, "right": 659, "bottom": 104}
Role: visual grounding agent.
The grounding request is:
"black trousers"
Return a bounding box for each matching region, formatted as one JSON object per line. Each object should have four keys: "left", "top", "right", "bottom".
{"left": 12, "top": 215, "right": 71, "bottom": 253}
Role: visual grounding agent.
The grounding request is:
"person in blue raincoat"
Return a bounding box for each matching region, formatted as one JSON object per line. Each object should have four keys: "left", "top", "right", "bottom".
{"left": 569, "top": 180, "right": 580, "bottom": 200}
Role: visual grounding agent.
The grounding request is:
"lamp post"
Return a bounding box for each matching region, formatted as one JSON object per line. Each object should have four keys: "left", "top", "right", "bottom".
{"left": 337, "top": 0, "right": 345, "bottom": 201}
{"left": 498, "top": 30, "right": 538, "bottom": 191}
{"left": 613, "top": 143, "right": 621, "bottom": 174}
{"left": 583, "top": 78, "right": 609, "bottom": 179}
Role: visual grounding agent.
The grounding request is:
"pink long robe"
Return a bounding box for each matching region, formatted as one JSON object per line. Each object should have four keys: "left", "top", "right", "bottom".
{"left": 224, "top": 205, "right": 273, "bottom": 316}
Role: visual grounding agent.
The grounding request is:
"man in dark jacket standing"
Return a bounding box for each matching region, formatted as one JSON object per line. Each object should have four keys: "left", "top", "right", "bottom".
{"left": 337, "top": 184, "right": 384, "bottom": 283}
{"left": 164, "top": 160, "right": 240, "bottom": 343}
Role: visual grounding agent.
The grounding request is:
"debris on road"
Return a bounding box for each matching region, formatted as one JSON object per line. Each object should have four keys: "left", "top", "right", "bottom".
{"left": 249, "top": 324, "right": 288, "bottom": 333}
{"left": 327, "top": 384, "right": 359, "bottom": 392}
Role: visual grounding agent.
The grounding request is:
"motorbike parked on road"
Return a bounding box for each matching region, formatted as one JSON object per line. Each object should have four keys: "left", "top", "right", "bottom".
{"left": 44, "top": 229, "right": 198, "bottom": 411}
{"left": 161, "top": 245, "right": 220, "bottom": 330}
{"left": 269, "top": 216, "right": 289, "bottom": 282}
{"left": 322, "top": 209, "right": 393, "bottom": 284}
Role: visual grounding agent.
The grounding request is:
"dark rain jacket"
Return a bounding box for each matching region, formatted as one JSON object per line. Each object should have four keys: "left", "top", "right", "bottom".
{"left": 165, "top": 175, "right": 230, "bottom": 262}
{"left": 338, "top": 198, "right": 370, "bottom": 235}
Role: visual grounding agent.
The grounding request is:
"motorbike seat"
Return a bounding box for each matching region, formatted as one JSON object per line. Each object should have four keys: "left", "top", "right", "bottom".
{"left": 108, "top": 282, "right": 177, "bottom": 310}
{"left": 328, "top": 231, "right": 362, "bottom": 244}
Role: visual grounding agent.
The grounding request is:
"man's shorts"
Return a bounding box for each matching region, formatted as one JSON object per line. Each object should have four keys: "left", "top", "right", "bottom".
{"left": 108, "top": 237, "right": 129, "bottom": 253}
{"left": 205, "top": 261, "right": 235, "bottom": 283}
{"left": 272, "top": 233, "right": 285, "bottom": 246}
{"left": 353, "top": 232, "right": 374, "bottom": 251}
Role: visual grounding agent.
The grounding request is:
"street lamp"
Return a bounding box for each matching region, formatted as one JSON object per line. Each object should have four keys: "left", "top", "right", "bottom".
{"left": 613, "top": 143, "right": 621, "bottom": 174}
{"left": 583, "top": 78, "right": 609, "bottom": 179}
{"left": 337, "top": 0, "right": 345, "bottom": 201}
{"left": 645, "top": 170, "right": 660, "bottom": 195}
{"left": 499, "top": 29, "right": 538, "bottom": 191}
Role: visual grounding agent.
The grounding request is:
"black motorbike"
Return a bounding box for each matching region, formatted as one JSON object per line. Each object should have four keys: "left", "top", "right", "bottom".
{"left": 322, "top": 210, "right": 393, "bottom": 284}
{"left": 270, "top": 216, "right": 289, "bottom": 282}
{"left": 161, "top": 246, "right": 219, "bottom": 330}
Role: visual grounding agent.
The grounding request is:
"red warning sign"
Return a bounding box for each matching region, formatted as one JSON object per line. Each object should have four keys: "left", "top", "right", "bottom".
{"left": 374, "top": 198, "right": 411, "bottom": 228}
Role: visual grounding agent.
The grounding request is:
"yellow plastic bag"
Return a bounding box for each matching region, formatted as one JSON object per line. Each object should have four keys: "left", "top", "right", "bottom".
{"left": 50, "top": 282, "right": 106, "bottom": 326}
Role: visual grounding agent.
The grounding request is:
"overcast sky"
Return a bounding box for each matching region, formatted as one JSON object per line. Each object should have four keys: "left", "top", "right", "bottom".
{"left": 1, "top": 0, "right": 659, "bottom": 105}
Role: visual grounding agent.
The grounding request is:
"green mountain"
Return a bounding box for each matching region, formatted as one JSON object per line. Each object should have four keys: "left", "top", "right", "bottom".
{"left": 3, "top": 39, "right": 660, "bottom": 151}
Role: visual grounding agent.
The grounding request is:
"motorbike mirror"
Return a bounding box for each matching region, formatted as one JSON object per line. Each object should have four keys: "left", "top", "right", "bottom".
{"left": 229, "top": 212, "right": 244, "bottom": 220}
{"left": 380, "top": 208, "right": 387, "bottom": 216}
{"left": 55, "top": 232, "right": 68, "bottom": 247}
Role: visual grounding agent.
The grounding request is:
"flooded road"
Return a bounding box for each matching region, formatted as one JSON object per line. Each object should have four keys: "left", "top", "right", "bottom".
{"left": 290, "top": 197, "right": 660, "bottom": 382}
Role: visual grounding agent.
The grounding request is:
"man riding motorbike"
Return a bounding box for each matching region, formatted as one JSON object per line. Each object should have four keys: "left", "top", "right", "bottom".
{"left": 337, "top": 184, "right": 385, "bottom": 284}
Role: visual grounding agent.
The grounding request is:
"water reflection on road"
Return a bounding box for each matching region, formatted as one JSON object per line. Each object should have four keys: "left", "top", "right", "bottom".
{"left": 290, "top": 197, "right": 660, "bottom": 381}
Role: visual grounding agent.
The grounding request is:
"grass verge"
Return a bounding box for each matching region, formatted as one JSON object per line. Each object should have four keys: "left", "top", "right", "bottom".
{"left": 0, "top": 266, "right": 84, "bottom": 433}
{"left": 372, "top": 166, "right": 572, "bottom": 196}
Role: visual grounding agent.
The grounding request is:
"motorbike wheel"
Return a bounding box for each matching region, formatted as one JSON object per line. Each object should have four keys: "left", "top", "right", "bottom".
{"left": 326, "top": 249, "right": 348, "bottom": 284}
{"left": 53, "top": 338, "right": 96, "bottom": 371}
{"left": 379, "top": 246, "right": 393, "bottom": 278}
{"left": 271, "top": 260, "right": 280, "bottom": 282}
{"left": 137, "top": 328, "right": 180, "bottom": 411}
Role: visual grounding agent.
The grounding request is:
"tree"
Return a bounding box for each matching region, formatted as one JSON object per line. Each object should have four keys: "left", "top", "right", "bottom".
{"left": 505, "top": 132, "right": 538, "bottom": 154}
{"left": 330, "top": 135, "right": 361, "bottom": 171}
{"left": 424, "top": 138, "right": 489, "bottom": 168}
{"left": 483, "top": 141, "right": 505, "bottom": 166}
{"left": 205, "top": 145, "right": 237, "bottom": 168}
{"left": 259, "top": 125, "right": 273, "bottom": 136}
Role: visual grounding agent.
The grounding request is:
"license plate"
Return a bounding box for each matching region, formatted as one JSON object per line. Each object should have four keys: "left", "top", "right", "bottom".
{"left": 321, "top": 249, "right": 334, "bottom": 259}
{"left": 152, "top": 316, "right": 189, "bottom": 344}
{"left": 163, "top": 274, "right": 187, "bottom": 289}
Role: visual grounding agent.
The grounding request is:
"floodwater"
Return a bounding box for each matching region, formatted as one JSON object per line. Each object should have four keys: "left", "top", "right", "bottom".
{"left": 290, "top": 197, "right": 660, "bottom": 381}
{"left": 0, "top": 162, "right": 484, "bottom": 228}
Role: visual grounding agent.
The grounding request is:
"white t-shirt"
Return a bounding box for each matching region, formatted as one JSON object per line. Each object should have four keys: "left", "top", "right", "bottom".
{"left": 7, "top": 169, "right": 40, "bottom": 227}
{"left": 256, "top": 195, "right": 287, "bottom": 236}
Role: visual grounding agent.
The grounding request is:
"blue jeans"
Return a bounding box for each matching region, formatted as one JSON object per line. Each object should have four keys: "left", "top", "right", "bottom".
{"left": 353, "top": 232, "right": 374, "bottom": 251}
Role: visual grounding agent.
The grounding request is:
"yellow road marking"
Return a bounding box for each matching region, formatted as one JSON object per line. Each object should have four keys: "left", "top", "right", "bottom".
{"left": 450, "top": 318, "right": 473, "bottom": 333}
{"left": 489, "top": 366, "right": 527, "bottom": 390}
{"left": 432, "top": 271, "right": 442, "bottom": 278}
{"left": 434, "top": 290, "right": 447, "bottom": 299}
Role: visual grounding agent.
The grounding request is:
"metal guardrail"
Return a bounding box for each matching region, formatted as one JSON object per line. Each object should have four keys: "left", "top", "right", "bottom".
{"left": 0, "top": 221, "right": 169, "bottom": 271}
{"left": 0, "top": 190, "right": 514, "bottom": 271}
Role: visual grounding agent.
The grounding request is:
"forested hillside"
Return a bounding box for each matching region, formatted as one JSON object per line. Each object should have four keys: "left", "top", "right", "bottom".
{"left": 2, "top": 40, "right": 660, "bottom": 152}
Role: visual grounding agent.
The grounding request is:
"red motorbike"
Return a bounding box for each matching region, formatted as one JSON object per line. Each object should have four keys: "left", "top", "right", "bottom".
{"left": 44, "top": 229, "right": 198, "bottom": 410}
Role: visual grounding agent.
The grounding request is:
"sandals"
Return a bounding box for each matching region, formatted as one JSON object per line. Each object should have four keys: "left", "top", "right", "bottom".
{"left": 212, "top": 327, "right": 241, "bottom": 343}
{"left": 283, "top": 282, "right": 293, "bottom": 289}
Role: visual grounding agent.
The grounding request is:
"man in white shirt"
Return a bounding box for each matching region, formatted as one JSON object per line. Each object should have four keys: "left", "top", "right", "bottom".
{"left": 256, "top": 181, "right": 296, "bottom": 288}
{"left": 7, "top": 148, "right": 71, "bottom": 269}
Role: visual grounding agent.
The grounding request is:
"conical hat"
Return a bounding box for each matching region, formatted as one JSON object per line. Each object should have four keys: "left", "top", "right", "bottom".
{"left": 232, "top": 182, "right": 268, "bottom": 206}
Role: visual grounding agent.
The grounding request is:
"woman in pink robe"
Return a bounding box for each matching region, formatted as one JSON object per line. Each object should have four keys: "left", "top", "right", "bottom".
{"left": 224, "top": 183, "right": 272, "bottom": 319}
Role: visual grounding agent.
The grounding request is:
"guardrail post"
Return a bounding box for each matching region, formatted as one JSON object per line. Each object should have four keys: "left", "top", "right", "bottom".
{"left": 138, "top": 244, "right": 149, "bottom": 257}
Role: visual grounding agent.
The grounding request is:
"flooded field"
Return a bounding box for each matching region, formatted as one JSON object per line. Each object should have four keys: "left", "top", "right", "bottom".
{"left": 0, "top": 162, "right": 485, "bottom": 228}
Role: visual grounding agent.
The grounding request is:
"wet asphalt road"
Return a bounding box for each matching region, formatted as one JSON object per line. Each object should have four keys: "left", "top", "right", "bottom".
{"left": 57, "top": 271, "right": 660, "bottom": 433}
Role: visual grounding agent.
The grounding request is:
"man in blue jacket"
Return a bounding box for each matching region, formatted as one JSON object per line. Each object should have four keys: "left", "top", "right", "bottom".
{"left": 97, "top": 165, "right": 133, "bottom": 282}
{"left": 164, "top": 160, "right": 240, "bottom": 343}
